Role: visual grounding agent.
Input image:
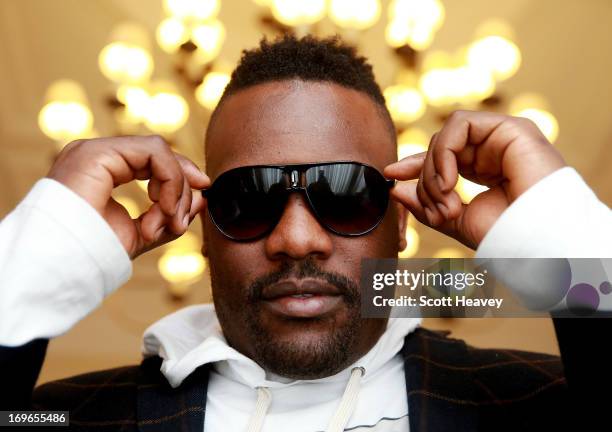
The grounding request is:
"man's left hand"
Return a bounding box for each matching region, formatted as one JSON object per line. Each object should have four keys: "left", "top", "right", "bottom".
{"left": 384, "top": 110, "right": 566, "bottom": 250}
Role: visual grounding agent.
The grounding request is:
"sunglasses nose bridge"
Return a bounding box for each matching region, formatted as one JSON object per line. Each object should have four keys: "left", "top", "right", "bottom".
{"left": 284, "top": 168, "right": 307, "bottom": 192}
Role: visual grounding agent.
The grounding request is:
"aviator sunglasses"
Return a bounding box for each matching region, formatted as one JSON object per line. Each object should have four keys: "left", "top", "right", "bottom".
{"left": 202, "top": 161, "right": 395, "bottom": 241}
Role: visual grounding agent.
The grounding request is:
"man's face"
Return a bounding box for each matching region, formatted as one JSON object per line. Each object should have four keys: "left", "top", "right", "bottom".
{"left": 202, "top": 80, "right": 406, "bottom": 379}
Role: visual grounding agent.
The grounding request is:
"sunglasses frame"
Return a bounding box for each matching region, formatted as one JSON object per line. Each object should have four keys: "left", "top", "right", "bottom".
{"left": 202, "top": 161, "right": 396, "bottom": 241}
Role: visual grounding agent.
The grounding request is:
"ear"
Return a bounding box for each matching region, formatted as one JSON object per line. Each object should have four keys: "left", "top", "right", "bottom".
{"left": 200, "top": 212, "right": 209, "bottom": 258}
{"left": 396, "top": 202, "right": 408, "bottom": 252}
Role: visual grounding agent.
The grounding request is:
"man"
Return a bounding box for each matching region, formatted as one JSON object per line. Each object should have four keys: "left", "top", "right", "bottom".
{"left": 0, "top": 35, "right": 611, "bottom": 431}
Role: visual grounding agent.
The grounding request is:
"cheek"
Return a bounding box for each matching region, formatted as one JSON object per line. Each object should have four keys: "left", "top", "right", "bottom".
{"left": 347, "top": 209, "right": 400, "bottom": 260}
{"left": 207, "top": 233, "right": 266, "bottom": 299}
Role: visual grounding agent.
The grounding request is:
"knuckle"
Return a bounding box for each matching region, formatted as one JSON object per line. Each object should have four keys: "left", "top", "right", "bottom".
{"left": 448, "top": 110, "right": 466, "bottom": 121}
{"left": 61, "top": 139, "right": 87, "bottom": 155}
{"left": 148, "top": 134, "right": 169, "bottom": 149}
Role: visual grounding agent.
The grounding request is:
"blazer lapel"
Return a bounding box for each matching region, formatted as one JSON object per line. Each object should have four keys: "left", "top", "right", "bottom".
{"left": 136, "top": 356, "right": 210, "bottom": 432}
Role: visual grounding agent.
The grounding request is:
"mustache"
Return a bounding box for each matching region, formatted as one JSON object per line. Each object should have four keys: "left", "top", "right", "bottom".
{"left": 247, "top": 258, "right": 360, "bottom": 305}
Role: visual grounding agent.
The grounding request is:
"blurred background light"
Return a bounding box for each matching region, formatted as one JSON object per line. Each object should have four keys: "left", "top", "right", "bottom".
{"left": 158, "top": 230, "right": 206, "bottom": 295}
{"left": 116, "top": 85, "right": 150, "bottom": 123}
{"left": 38, "top": 80, "right": 94, "bottom": 143}
{"left": 271, "top": 0, "right": 327, "bottom": 27}
{"left": 467, "top": 35, "right": 521, "bottom": 81}
{"left": 386, "top": 0, "right": 444, "bottom": 50}
{"left": 163, "top": 0, "right": 220, "bottom": 22}
{"left": 191, "top": 19, "right": 226, "bottom": 64}
{"left": 433, "top": 247, "right": 466, "bottom": 258}
{"left": 143, "top": 81, "right": 189, "bottom": 134}
{"left": 456, "top": 176, "right": 489, "bottom": 203}
{"left": 158, "top": 251, "right": 206, "bottom": 286}
{"left": 156, "top": 17, "right": 190, "bottom": 53}
{"left": 509, "top": 92, "right": 559, "bottom": 143}
{"left": 384, "top": 85, "right": 426, "bottom": 123}
{"left": 137, "top": 180, "right": 149, "bottom": 193}
{"left": 329, "top": 0, "right": 381, "bottom": 30}
{"left": 474, "top": 18, "right": 516, "bottom": 41}
{"left": 513, "top": 108, "right": 559, "bottom": 143}
{"left": 397, "top": 127, "right": 428, "bottom": 159}
{"left": 196, "top": 71, "right": 230, "bottom": 110}
{"left": 98, "top": 23, "right": 154, "bottom": 85}
{"left": 113, "top": 195, "right": 141, "bottom": 218}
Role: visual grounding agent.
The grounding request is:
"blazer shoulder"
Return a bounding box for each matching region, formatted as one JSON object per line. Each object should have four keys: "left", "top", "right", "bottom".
{"left": 32, "top": 356, "right": 165, "bottom": 411}
{"left": 407, "top": 327, "right": 567, "bottom": 403}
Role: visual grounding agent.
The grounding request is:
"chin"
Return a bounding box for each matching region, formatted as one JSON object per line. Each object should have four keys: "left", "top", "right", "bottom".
{"left": 248, "top": 307, "right": 362, "bottom": 380}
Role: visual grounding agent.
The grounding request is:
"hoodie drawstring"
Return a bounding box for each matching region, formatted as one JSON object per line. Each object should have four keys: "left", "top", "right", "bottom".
{"left": 244, "top": 366, "right": 365, "bottom": 432}
{"left": 325, "top": 366, "right": 365, "bottom": 432}
{"left": 245, "top": 387, "right": 272, "bottom": 432}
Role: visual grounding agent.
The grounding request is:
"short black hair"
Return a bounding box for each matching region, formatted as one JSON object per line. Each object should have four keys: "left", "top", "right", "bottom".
{"left": 223, "top": 34, "right": 387, "bottom": 107}
{"left": 205, "top": 34, "right": 396, "bottom": 162}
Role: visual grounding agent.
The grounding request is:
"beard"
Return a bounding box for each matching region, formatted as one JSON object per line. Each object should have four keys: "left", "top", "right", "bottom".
{"left": 214, "top": 258, "right": 364, "bottom": 380}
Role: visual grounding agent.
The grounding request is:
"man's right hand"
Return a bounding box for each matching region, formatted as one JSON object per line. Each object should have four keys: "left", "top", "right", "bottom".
{"left": 47, "top": 135, "right": 210, "bottom": 260}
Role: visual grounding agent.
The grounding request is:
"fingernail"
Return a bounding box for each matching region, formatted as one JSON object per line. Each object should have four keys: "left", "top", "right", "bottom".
{"left": 155, "top": 226, "right": 165, "bottom": 239}
{"left": 437, "top": 203, "right": 449, "bottom": 219}
{"left": 424, "top": 207, "right": 433, "bottom": 223}
{"left": 183, "top": 213, "right": 190, "bottom": 229}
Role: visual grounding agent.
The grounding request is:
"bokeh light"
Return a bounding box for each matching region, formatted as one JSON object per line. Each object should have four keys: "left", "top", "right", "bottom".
{"left": 163, "top": 0, "right": 220, "bottom": 22}
{"left": 384, "top": 85, "right": 426, "bottom": 123}
{"left": 143, "top": 82, "right": 189, "bottom": 134}
{"left": 156, "top": 17, "right": 189, "bottom": 53}
{"left": 467, "top": 35, "right": 521, "bottom": 81}
{"left": 191, "top": 19, "right": 226, "bottom": 64}
{"left": 98, "top": 23, "right": 153, "bottom": 85}
{"left": 196, "top": 71, "right": 231, "bottom": 110}
{"left": 329, "top": 0, "right": 381, "bottom": 30}
{"left": 271, "top": 0, "right": 326, "bottom": 27}
{"left": 397, "top": 128, "right": 429, "bottom": 159}
{"left": 38, "top": 80, "right": 93, "bottom": 142}
{"left": 456, "top": 176, "right": 488, "bottom": 203}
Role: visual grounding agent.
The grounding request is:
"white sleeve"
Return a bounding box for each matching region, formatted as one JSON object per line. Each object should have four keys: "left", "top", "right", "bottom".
{"left": 475, "top": 167, "right": 612, "bottom": 258}
{"left": 475, "top": 167, "right": 612, "bottom": 311}
{"left": 0, "top": 178, "right": 133, "bottom": 346}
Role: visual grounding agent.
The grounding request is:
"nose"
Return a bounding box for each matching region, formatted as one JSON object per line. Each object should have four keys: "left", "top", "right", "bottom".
{"left": 264, "top": 192, "right": 333, "bottom": 261}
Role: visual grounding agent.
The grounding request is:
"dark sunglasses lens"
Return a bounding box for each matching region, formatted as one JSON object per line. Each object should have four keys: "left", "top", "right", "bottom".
{"left": 207, "top": 168, "right": 286, "bottom": 240}
{"left": 305, "top": 164, "right": 389, "bottom": 235}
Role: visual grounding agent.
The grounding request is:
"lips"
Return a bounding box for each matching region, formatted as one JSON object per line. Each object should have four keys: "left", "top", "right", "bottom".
{"left": 260, "top": 278, "right": 343, "bottom": 318}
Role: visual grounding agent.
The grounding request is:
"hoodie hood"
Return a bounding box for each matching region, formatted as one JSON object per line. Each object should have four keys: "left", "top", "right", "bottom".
{"left": 142, "top": 303, "right": 420, "bottom": 389}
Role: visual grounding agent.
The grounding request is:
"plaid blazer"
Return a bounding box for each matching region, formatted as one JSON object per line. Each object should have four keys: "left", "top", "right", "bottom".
{"left": 3, "top": 324, "right": 588, "bottom": 432}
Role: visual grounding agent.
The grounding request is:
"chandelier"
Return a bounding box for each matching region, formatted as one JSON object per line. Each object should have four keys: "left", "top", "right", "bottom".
{"left": 37, "top": 0, "right": 560, "bottom": 298}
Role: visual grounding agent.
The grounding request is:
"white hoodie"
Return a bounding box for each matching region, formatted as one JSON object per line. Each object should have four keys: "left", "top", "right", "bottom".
{"left": 142, "top": 304, "right": 421, "bottom": 431}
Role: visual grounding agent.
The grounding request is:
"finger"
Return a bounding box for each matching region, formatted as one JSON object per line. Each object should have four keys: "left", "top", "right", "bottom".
{"left": 391, "top": 182, "right": 470, "bottom": 244}
{"left": 133, "top": 203, "right": 182, "bottom": 257}
{"left": 416, "top": 169, "right": 444, "bottom": 226}
{"left": 169, "top": 176, "right": 192, "bottom": 235}
{"left": 146, "top": 178, "right": 161, "bottom": 202}
{"left": 420, "top": 134, "right": 463, "bottom": 220}
{"left": 138, "top": 202, "right": 167, "bottom": 243}
{"left": 421, "top": 133, "right": 448, "bottom": 212}
{"left": 174, "top": 153, "right": 210, "bottom": 189}
{"left": 106, "top": 135, "right": 184, "bottom": 217}
{"left": 384, "top": 152, "right": 427, "bottom": 180}
{"left": 390, "top": 181, "right": 428, "bottom": 225}
{"left": 432, "top": 110, "right": 508, "bottom": 191}
{"left": 145, "top": 153, "right": 208, "bottom": 203}
{"left": 189, "top": 192, "right": 206, "bottom": 219}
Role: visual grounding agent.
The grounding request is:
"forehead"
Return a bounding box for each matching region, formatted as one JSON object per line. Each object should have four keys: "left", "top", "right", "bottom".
{"left": 205, "top": 80, "right": 395, "bottom": 180}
